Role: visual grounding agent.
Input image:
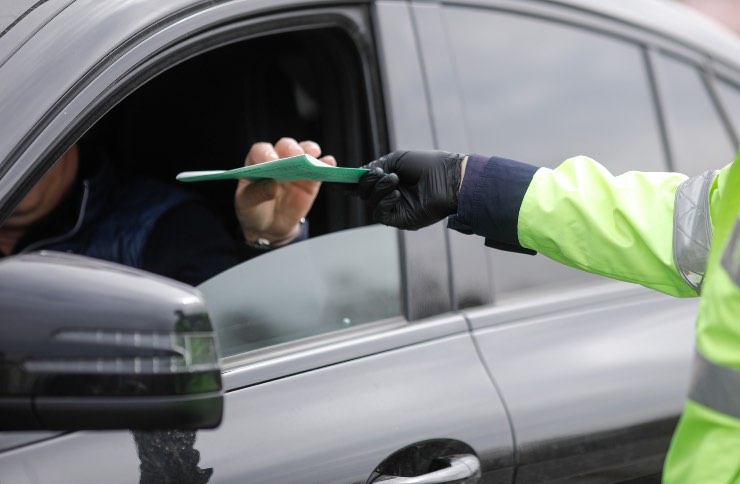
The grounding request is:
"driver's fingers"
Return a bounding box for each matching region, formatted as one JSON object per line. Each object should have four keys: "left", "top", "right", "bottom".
{"left": 246, "top": 142, "right": 278, "bottom": 166}
{"left": 319, "top": 155, "right": 337, "bottom": 167}
{"left": 274, "top": 137, "right": 304, "bottom": 158}
{"left": 299, "top": 140, "right": 321, "bottom": 158}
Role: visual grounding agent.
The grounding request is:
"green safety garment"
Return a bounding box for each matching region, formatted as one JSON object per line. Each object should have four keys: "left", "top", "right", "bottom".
{"left": 516, "top": 155, "right": 739, "bottom": 481}
{"left": 664, "top": 158, "right": 740, "bottom": 483}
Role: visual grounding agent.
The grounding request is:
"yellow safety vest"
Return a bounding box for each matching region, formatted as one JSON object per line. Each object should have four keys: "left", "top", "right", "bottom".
{"left": 516, "top": 155, "right": 739, "bottom": 481}
{"left": 663, "top": 157, "right": 740, "bottom": 483}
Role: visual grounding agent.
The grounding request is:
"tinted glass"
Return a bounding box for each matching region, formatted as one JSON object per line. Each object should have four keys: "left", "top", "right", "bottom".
{"left": 716, "top": 77, "right": 740, "bottom": 145}
{"left": 655, "top": 54, "right": 735, "bottom": 175}
{"left": 446, "top": 6, "right": 664, "bottom": 172}
{"left": 199, "top": 225, "right": 402, "bottom": 357}
{"left": 445, "top": 7, "right": 664, "bottom": 300}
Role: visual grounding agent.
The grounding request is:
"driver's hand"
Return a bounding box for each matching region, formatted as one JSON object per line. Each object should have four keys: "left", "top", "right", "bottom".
{"left": 235, "top": 137, "right": 336, "bottom": 246}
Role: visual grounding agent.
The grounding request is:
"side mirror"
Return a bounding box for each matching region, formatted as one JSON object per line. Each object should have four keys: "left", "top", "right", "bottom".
{"left": 0, "top": 251, "right": 223, "bottom": 430}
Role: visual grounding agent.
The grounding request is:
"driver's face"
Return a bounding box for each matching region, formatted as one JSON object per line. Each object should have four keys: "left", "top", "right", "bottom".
{"left": 3, "top": 145, "right": 80, "bottom": 230}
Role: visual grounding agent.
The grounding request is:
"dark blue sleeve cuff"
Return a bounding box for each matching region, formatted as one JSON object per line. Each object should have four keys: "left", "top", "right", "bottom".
{"left": 448, "top": 154, "right": 538, "bottom": 255}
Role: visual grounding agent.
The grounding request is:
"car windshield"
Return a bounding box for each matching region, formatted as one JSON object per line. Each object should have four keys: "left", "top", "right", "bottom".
{"left": 198, "top": 224, "right": 402, "bottom": 358}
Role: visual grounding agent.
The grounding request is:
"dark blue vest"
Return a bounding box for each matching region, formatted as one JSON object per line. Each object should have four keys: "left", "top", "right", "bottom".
{"left": 27, "top": 164, "right": 192, "bottom": 269}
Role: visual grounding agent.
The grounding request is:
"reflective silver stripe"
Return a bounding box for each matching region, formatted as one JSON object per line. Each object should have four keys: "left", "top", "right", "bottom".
{"left": 673, "top": 170, "right": 718, "bottom": 294}
{"left": 689, "top": 351, "right": 740, "bottom": 420}
{"left": 721, "top": 220, "right": 740, "bottom": 287}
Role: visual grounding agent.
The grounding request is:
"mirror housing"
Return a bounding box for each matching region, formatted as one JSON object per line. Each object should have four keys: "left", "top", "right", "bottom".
{"left": 0, "top": 251, "right": 223, "bottom": 430}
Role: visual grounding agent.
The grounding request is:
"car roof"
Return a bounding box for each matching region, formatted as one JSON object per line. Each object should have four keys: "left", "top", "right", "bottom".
{"left": 3, "top": 0, "right": 740, "bottom": 61}
{"left": 0, "top": 0, "right": 38, "bottom": 34}
{"left": 522, "top": 0, "right": 740, "bottom": 66}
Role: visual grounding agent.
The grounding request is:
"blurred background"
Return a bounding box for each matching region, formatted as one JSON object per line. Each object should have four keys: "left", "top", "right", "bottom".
{"left": 677, "top": 0, "right": 740, "bottom": 34}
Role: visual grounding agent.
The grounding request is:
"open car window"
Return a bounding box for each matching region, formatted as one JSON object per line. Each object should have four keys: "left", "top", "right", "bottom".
{"left": 199, "top": 224, "right": 402, "bottom": 357}
{"left": 86, "top": 16, "right": 377, "bottom": 241}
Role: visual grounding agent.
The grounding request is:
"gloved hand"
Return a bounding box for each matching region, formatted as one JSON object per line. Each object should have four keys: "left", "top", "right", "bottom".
{"left": 357, "top": 150, "right": 466, "bottom": 230}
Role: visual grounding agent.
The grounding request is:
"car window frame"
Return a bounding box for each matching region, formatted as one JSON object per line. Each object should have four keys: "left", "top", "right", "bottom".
{"left": 710, "top": 59, "right": 740, "bottom": 150}
{"left": 0, "top": 0, "right": 379, "bottom": 222}
{"left": 714, "top": 75, "right": 740, "bottom": 145}
{"left": 649, "top": 48, "right": 738, "bottom": 175}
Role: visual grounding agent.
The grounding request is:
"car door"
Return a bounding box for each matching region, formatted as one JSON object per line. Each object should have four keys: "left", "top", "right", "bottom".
{"left": 411, "top": 1, "right": 721, "bottom": 481}
{"left": 0, "top": 1, "right": 515, "bottom": 482}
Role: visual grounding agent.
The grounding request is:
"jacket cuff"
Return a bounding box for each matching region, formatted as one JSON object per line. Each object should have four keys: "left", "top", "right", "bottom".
{"left": 448, "top": 154, "right": 539, "bottom": 254}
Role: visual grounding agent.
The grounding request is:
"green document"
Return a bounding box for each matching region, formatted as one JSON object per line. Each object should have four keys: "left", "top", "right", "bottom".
{"left": 176, "top": 154, "right": 369, "bottom": 183}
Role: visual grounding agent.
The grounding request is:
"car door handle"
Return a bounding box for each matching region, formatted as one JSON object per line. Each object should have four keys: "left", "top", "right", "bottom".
{"left": 371, "top": 454, "right": 481, "bottom": 484}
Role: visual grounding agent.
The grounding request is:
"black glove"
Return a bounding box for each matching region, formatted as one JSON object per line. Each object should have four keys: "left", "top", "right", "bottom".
{"left": 358, "top": 150, "right": 465, "bottom": 230}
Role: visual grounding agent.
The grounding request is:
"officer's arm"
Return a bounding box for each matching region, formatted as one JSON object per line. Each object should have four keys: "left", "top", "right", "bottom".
{"left": 454, "top": 155, "right": 722, "bottom": 297}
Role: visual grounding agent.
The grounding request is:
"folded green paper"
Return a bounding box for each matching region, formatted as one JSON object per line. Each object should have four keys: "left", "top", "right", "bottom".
{"left": 176, "top": 154, "right": 368, "bottom": 184}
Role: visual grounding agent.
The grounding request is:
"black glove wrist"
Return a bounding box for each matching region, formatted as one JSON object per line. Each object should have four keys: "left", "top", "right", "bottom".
{"left": 443, "top": 152, "right": 465, "bottom": 215}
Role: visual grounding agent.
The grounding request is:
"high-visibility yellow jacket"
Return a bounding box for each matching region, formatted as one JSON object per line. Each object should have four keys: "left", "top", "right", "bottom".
{"left": 520, "top": 157, "right": 739, "bottom": 483}
{"left": 452, "top": 153, "right": 739, "bottom": 482}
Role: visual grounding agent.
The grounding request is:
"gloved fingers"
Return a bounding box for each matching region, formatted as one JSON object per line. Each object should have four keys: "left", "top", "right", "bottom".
{"left": 358, "top": 167, "right": 388, "bottom": 200}
{"left": 360, "top": 151, "right": 399, "bottom": 172}
{"left": 373, "top": 190, "right": 401, "bottom": 226}
{"left": 324, "top": 163, "right": 380, "bottom": 196}
{"left": 358, "top": 166, "right": 384, "bottom": 198}
{"left": 364, "top": 172, "right": 399, "bottom": 208}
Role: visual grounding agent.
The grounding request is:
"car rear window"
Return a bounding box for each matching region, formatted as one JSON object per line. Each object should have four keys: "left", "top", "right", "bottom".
{"left": 443, "top": 5, "right": 666, "bottom": 300}
{"left": 444, "top": 5, "right": 665, "bottom": 173}
{"left": 654, "top": 53, "right": 736, "bottom": 176}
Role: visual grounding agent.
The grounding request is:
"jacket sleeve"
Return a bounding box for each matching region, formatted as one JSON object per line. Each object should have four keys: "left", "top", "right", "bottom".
{"left": 517, "top": 156, "right": 695, "bottom": 297}
{"left": 450, "top": 154, "right": 726, "bottom": 298}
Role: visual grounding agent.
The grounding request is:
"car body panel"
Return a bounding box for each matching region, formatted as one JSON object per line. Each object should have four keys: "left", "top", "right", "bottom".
{"left": 221, "top": 315, "right": 467, "bottom": 391}
{"left": 467, "top": 287, "right": 697, "bottom": 480}
{"left": 0, "top": 0, "right": 77, "bottom": 67}
{"left": 0, "top": 333, "right": 515, "bottom": 483}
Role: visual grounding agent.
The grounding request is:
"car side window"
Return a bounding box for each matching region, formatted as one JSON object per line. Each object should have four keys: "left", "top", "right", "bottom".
{"left": 444, "top": 7, "right": 663, "bottom": 300}
{"left": 654, "top": 53, "right": 735, "bottom": 175}
{"left": 444, "top": 6, "right": 665, "bottom": 172}
{"left": 199, "top": 225, "right": 402, "bottom": 357}
{"left": 715, "top": 77, "right": 740, "bottom": 144}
